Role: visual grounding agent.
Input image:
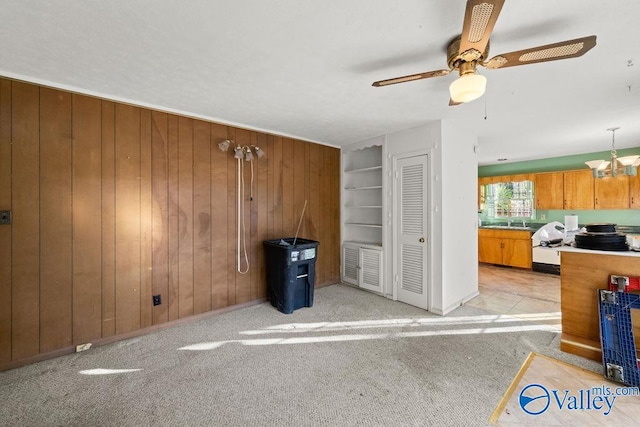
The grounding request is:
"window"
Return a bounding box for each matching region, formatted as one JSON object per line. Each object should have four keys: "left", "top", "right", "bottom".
{"left": 484, "top": 180, "right": 535, "bottom": 219}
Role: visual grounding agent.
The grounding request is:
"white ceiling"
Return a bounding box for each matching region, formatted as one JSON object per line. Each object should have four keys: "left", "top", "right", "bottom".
{"left": 1, "top": 0, "right": 639, "bottom": 165}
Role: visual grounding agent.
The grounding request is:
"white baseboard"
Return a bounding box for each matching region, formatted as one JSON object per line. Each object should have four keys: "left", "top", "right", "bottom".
{"left": 438, "top": 290, "right": 480, "bottom": 316}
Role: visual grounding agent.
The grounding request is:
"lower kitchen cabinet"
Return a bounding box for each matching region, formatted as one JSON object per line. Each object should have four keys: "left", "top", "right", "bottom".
{"left": 478, "top": 229, "right": 532, "bottom": 269}
{"left": 342, "top": 242, "right": 383, "bottom": 293}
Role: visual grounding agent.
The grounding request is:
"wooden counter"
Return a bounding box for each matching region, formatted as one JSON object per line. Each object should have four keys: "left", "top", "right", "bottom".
{"left": 559, "top": 247, "right": 640, "bottom": 361}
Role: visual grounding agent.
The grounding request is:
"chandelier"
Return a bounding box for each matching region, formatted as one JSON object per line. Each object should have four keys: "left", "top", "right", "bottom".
{"left": 585, "top": 127, "right": 639, "bottom": 178}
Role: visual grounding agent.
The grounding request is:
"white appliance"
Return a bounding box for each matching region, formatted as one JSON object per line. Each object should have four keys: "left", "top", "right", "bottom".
{"left": 531, "top": 221, "right": 565, "bottom": 274}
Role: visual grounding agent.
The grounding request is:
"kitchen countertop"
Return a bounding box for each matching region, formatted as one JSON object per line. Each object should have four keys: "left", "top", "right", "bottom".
{"left": 479, "top": 225, "right": 534, "bottom": 231}
{"left": 556, "top": 245, "right": 640, "bottom": 258}
{"left": 480, "top": 223, "right": 640, "bottom": 234}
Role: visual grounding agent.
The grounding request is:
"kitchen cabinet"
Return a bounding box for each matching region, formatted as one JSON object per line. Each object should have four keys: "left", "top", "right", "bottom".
{"left": 630, "top": 173, "right": 640, "bottom": 208}
{"left": 342, "top": 242, "right": 383, "bottom": 294}
{"left": 478, "top": 228, "right": 532, "bottom": 269}
{"left": 594, "top": 175, "right": 629, "bottom": 209}
{"left": 509, "top": 173, "right": 534, "bottom": 183}
{"left": 534, "top": 171, "right": 564, "bottom": 210}
{"left": 563, "top": 169, "right": 594, "bottom": 210}
{"left": 482, "top": 167, "right": 640, "bottom": 212}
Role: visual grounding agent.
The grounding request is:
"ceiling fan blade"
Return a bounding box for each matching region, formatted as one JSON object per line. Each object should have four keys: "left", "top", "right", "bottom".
{"left": 372, "top": 69, "right": 450, "bottom": 87}
{"left": 458, "top": 0, "right": 505, "bottom": 61}
{"left": 483, "top": 35, "right": 597, "bottom": 69}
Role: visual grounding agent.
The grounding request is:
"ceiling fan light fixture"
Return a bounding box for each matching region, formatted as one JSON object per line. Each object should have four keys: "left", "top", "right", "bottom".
{"left": 449, "top": 72, "right": 487, "bottom": 103}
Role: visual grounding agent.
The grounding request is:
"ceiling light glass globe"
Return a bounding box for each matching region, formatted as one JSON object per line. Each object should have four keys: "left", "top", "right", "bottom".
{"left": 449, "top": 73, "right": 487, "bottom": 103}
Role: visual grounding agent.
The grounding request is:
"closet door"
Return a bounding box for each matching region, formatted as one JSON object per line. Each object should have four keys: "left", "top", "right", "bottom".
{"left": 396, "top": 155, "right": 428, "bottom": 310}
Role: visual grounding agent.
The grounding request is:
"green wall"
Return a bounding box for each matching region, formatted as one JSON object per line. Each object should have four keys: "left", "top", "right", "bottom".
{"left": 478, "top": 147, "right": 640, "bottom": 176}
{"left": 478, "top": 147, "right": 640, "bottom": 226}
{"left": 535, "top": 209, "right": 640, "bottom": 227}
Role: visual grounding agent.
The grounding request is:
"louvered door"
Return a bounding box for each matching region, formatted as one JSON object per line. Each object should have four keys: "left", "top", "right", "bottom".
{"left": 341, "top": 244, "right": 359, "bottom": 285}
{"left": 359, "top": 248, "right": 383, "bottom": 293}
{"left": 396, "top": 155, "right": 428, "bottom": 310}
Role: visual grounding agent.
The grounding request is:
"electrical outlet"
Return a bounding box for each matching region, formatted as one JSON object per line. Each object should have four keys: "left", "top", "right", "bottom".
{"left": 540, "top": 213, "right": 546, "bottom": 220}
{"left": 76, "top": 343, "right": 92, "bottom": 352}
{"left": 0, "top": 210, "right": 11, "bottom": 225}
{"left": 153, "top": 294, "right": 161, "bottom": 306}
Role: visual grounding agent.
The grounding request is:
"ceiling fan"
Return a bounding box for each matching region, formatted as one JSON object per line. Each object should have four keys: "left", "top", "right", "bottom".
{"left": 372, "top": 0, "right": 596, "bottom": 105}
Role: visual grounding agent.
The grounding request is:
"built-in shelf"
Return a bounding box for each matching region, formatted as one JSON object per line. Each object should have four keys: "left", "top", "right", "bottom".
{"left": 344, "top": 186, "right": 382, "bottom": 191}
{"left": 345, "top": 222, "right": 383, "bottom": 228}
{"left": 343, "top": 240, "right": 383, "bottom": 248}
{"left": 343, "top": 144, "right": 383, "bottom": 247}
{"left": 344, "top": 165, "right": 383, "bottom": 174}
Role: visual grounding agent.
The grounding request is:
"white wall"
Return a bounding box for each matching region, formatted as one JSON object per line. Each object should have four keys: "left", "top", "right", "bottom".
{"left": 383, "top": 122, "right": 440, "bottom": 304}
{"left": 439, "top": 121, "right": 479, "bottom": 313}
{"left": 350, "top": 120, "right": 478, "bottom": 315}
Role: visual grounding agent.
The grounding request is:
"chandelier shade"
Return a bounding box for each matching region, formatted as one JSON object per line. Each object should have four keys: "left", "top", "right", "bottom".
{"left": 585, "top": 128, "right": 638, "bottom": 178}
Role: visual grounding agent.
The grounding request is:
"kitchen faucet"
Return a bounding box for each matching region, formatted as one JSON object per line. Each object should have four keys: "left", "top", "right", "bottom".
{"left": 522, "top": 220, "right": 527, "bottom": 227}
{"left": 507, "top": 220, "right": 512, "bottom": 227}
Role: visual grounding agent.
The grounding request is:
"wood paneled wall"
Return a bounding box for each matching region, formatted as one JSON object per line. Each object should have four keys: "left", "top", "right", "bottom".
{"left": 0, "top": 78, "right": 340, "bottom": 368}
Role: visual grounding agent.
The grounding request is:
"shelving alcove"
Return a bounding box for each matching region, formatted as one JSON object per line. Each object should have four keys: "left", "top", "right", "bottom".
{"left": 341, "top": 144, "right": 383, "bottom": 294}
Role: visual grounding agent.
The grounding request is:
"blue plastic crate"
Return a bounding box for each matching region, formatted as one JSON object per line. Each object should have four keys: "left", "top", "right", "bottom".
{"left": 598, "top": 289, "right": 640, "bottom": 387}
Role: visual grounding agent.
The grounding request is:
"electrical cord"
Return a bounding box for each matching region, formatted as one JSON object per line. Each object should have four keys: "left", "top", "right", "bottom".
{"left": 238, "top": 157, "right": 249, "bottom": 275}
{"left": 250, "top": 157, "right": 254, "bottom": 201}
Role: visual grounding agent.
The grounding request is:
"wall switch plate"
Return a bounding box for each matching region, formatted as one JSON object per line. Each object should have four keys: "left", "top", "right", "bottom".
{"left": 153, "top": 294, "right": 161, "bottom": 306}
{"left": 0, "top": 210, "right": 11, "bottom": 225}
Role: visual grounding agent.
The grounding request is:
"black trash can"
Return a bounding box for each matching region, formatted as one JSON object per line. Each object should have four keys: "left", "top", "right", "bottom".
{"left": 263, "top": 238, "right": 319, "bottom": 314}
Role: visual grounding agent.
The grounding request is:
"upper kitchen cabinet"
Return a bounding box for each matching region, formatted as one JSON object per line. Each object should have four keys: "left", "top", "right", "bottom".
{"left": 508, "top": 173, "right": 535, "bottom": 183}
{"left": 534, "top": 171, "right": 564, "bottom": 210}
{"left": 630, "top": 173, "right": 640, "bottom": 209}
{"left": 563, "top": 170, "right": 594, "bottom": 210}
{"left": 342, "top": 144, "right": 383, "bottom": 245}
{"left": 594, "top": 175, "right": 629, "bottom": 209}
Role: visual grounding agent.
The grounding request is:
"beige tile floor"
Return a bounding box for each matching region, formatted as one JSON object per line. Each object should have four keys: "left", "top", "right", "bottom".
{"left": 467, "top": 264, "right": 561, "bottom": 317}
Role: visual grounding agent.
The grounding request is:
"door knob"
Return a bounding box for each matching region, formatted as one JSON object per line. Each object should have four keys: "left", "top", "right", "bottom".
{"left": 419, "top": 237, "right": 425, "bottom": 243}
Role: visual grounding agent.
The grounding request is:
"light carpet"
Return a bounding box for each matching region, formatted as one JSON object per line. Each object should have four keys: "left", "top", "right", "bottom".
{"left": 0, "top": 284, "right": 602, "bottom": 426}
